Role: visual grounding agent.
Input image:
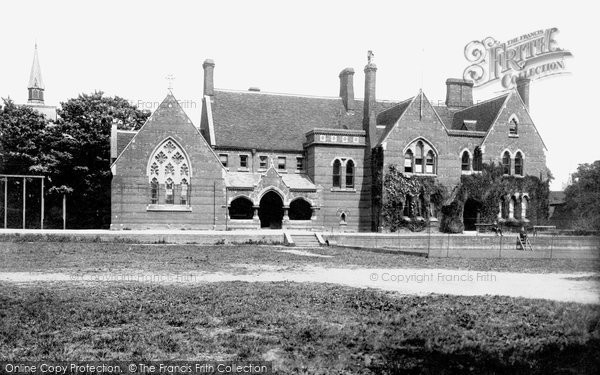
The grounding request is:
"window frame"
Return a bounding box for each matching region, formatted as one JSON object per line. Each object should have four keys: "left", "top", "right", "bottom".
{"left": 345, "top": 160, "right": 355, "bottom": 189}
{"left": 219, "top": 154, "right": 229, "bottom": 168}
{"left": 332, "top": 159, "right": 341, "bottom": 188}
{"left": 277, "top": 156, "right": 286, "bottom": 170}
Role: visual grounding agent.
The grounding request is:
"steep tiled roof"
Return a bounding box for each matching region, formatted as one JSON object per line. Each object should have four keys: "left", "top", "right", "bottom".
{"left": 450, "top": 94, "right": 509, "bottom": 131}
{"left": 210, "top": 89, "right": 397, "bottom": 151}
{"left": 375, "top": 98, "right": 414, "bottom": 144}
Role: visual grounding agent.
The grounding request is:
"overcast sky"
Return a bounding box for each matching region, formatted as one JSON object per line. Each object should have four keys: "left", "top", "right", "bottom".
{"left": 1, "top": 0, "right": 597, "bottom": 190}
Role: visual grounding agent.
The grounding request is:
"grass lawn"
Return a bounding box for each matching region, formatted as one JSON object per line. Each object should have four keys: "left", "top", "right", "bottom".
{"left": 1, "top": 282, "right": 599, "bottom": 374}
{"left": 1, "top": 242, "right": 599, "bottom": 274}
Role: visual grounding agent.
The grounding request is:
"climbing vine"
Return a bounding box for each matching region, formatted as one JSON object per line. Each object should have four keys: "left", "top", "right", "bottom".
{"left": 381, "top": 165, "right": 446, "bottom": 232}
{"left": 440, "top": 163, "right": 550, "bottom": 233}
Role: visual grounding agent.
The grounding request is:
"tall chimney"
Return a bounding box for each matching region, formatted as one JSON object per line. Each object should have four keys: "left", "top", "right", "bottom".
{"left": 202, "top": 59, "right": 215, "bottom": 96}
{"left": 516, "top": 77, "right": 530, "bottom": 111}
{"left": 445, "top": 78, "right": 473, "bottom": 109}
{"left": 339, "top": 68, "right": 355, "bottom": 112}
{"left": 363, "top": 51, "right": 377, "bottom": 148}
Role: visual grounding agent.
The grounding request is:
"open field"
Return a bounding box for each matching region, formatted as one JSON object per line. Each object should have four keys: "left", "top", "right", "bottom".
{"left": 1, "top": 282, "right": 600, "bottom": 374}
{"left": 1, "top": 242, "right": 599, "bottom": 373}
{"left": 1, "top": 242, "right": 599, "bottom": 274}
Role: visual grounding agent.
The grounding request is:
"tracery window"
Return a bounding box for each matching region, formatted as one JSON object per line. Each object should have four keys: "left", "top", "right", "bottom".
{"left": 147, "top": 139, "right": 191, "bottom": 206}
{"left": 403, "top": 139, "right": 437, "bottom": 175}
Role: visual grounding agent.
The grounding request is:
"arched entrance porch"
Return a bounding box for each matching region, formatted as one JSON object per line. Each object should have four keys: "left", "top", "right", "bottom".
{"left": 259, "top": 191, "right": 284, "bottom": 229}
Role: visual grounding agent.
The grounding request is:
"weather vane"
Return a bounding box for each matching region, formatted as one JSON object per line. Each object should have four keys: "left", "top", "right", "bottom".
{"left": 166, "top": 74, "right": 175, "bottom": 91}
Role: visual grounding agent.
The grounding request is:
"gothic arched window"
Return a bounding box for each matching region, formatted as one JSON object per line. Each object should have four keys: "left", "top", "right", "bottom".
{"left": 345, "top": 160, "right": 355, "bottom": 188}
{"left": 147, "top": 139, "right": 191, "bottom": 205}
{"left": 415, "top": 141, "right": 424, "bottom": 173}
{"left": 426, "top": 150, "right": 435, "bottom": 174}
{"left": 332, "top": 159, "right": 341, "bottom": 188}
{"left": 502, "top": 151, "right": 511, "bottom": 175}
{"left": 514, "top": 151, "right": 523, "bottom": 176}
{"left": 461, "top": 151, "right": 471, "bottom": 172}
{"left": 473, "top": 147, "right": 483, "bottom": 172}
{"left": 404, "top": 150, "right": 414, "bottom": 173}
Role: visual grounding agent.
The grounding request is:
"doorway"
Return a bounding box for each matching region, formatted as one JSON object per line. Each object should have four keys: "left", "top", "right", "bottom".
{"left": 259, "top": 191, "right": 284, "bottom": 229}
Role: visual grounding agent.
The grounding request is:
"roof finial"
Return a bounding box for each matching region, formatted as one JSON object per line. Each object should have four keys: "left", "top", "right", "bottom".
{"left": 367, "top": 50, "right": 374, "bottom": 64}
{"left": 166, "top": 74, "right": 175, "bottom": 92}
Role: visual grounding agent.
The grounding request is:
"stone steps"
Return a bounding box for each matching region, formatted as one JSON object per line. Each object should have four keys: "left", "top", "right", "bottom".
{"left": 290, "top": 233, "right": 321, "bottom": 248}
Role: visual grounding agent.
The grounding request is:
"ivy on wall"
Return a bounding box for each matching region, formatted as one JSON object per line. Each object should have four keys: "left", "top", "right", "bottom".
{"left": 439, "top": 163, "right": 550, "bottom": 233}
{"left": 381, "top": 165, "right": 446, "bottom": 232}
{"left": 378, "top": 163, "right": 550, "bottom": 233}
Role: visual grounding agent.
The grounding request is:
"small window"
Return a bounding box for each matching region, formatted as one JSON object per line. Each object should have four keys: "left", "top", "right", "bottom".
{"left": 426, "top": 150, "right": 435, "bottom": 174}
{"left": 277, "top": 157, "right": 286, "bottom": 170}
{"left": 502, "top": 151, "right": 511, "bottom": 175}
{"left": 461, "top": 151, "right": 470, "bottom": 172}
{"left": 415, "top": 142, "right": 424, "bottom": 173}
{"left": 404, "top": 150, "right": 413, "bottom": 173}
{"left": 509, "top": 118, "right": 518, "bottom": 136}
{"left": 296, "top": 157, "right": 304, "bottom": 171}
{"left": 219, "top": 154, "right": 228, "bottom": 168}
{"left": 259, "top": 156, "right": 268, "bottom": 169}
{"left": 514, "top": 152, "right": 523, "bottom": 176}
{"left": 150, "top": 178, "right": 159, "bottom": 204}
{"left": 333, "top": 159, "right": 341, "bottom": 188}
{"left": 346, "top": 160, "right": 355, "bottom": 188}
{"left": 180, "top": 179, "right": 188, "bottom": 205}
{"left": 165, "top": 178, "right": 174, "bottom": 204}
{"left": 239, "top": 155, "right": 248, "bottom": 168}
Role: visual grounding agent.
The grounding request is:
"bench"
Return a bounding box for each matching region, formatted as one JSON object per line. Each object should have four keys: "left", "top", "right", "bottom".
{"left": 533, "top": 225, "right": 556, "bottom": 236}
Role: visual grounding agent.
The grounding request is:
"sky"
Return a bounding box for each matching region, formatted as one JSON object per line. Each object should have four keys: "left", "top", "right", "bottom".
{"left": 1, "top": 0, "right": 598, "bottom": 190}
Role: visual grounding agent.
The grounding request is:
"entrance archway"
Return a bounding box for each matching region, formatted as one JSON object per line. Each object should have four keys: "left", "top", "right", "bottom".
{"left": 289, "top": 198, "right": 312, "bottom": 220}
{"left": 463, "top": 198, "right": 482, "bottom": 231}
{"left": 259, "top": 191, "right": 284, "bottom": 229}
{"left": 229, "top": 197, "right": 254, "bottom": 219}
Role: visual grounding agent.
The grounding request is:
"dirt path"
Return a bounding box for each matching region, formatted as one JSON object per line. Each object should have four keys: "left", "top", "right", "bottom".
{"left": 1, "top": 267, "right": 598, "bottom": 304}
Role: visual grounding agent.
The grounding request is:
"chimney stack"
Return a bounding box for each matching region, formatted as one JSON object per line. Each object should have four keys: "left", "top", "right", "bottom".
{"left": 445, "top": 78, "right": 473, "bottom": 109}
{"left": 516, "top": 77, "right": 530, "bottom": 111}
{"left": 339, "top": 68, "right": 355, "bottom": 112}
{"left": 202, "top": 59, "right": 215, "bottom": 96}
{"left": 363, "top": 51, "right": 377, "bottom": 148}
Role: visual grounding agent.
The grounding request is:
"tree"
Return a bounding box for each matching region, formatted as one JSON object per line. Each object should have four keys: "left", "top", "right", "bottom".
{"left": 0, "top": 99, "right": 50, "bottom": 175}
{"left": 564, "top": 161, "right": 600, "bottom": 231}
{"left": 47, "top": 92, "right": 150, "bottom": 228}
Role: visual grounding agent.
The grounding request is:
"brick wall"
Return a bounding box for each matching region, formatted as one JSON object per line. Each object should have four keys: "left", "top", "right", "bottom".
{"left": 111, "top": 95, "right": 227, "bottom": 230}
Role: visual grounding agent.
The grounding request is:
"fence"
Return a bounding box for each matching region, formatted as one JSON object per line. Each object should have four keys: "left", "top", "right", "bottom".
{"left": 323, "top": 230, "right": 600, "bottom": 259}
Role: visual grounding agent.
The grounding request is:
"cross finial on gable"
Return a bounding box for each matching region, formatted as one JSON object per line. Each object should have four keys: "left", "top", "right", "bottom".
{"left": 166, "top": 74, "right": 175, "bottom": 91}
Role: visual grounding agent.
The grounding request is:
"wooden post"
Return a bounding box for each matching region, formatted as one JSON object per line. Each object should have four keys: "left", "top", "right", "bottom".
{"left": 22, "top": 178, "right": 26, "bottom": 229}
{"left": 3, "top": 178, "right": 7, "bottom": 229}
{"left": 62, "top": 194, "right": 66, "bottom": 230}
{"left": 40, "top": 178, "right": 44, "bottom": 230}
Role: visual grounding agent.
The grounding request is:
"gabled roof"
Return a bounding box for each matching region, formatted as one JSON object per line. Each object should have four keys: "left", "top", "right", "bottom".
{"left": 112, "top": 92, "right": 224, "bottom": 170}
{"left": 209, "top": 89, "right": 396, "bottom": 151}
{"left": 375, "top": 97, "right": 415, "bottom": 144}
{"left": 449, "top": 94, "right": 510, "bottom": 132}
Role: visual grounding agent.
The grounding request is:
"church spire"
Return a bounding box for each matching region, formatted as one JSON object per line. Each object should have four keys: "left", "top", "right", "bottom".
{"left": 27, "top": 43, "right": 45, "bottom": 104}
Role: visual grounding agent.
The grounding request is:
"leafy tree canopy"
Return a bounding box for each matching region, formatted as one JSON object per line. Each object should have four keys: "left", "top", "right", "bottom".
{"left": 564, "top": 161, "right": 600, "bottom": 231}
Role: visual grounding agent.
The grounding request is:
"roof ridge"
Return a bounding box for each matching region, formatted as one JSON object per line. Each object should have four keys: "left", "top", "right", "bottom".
{"left": 453, "top": 93, "right": 511, "bottom": 113}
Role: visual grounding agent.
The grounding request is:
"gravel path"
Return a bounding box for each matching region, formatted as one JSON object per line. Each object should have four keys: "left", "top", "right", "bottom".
{"left": 2, "top": 266, "right": 598, "bottom": 304}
